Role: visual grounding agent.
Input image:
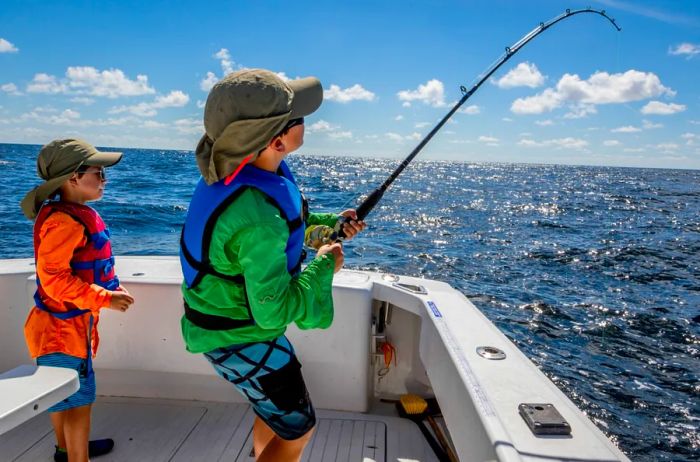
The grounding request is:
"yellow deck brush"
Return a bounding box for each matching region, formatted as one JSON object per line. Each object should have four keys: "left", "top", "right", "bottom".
{"left": 398, "top": 394, "right": 458, "bottom": 462}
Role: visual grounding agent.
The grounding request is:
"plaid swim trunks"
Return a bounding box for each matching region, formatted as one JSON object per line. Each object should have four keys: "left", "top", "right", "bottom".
{"left": 36, "top": 352, "right": 96, "bottom": 412}
{"left": 203, "top": 335, "right": 315, "bottom": 440}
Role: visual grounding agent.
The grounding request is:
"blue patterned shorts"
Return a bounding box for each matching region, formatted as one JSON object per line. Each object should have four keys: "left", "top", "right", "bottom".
{"left": 204, "top": 335, "right": 315, "bottom": 440}
{"left": 36, "top": 353, "right": 96, "bottom": 412}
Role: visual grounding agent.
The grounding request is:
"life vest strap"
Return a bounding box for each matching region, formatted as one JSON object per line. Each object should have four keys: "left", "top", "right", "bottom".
{"left": 180, "top": 230, "right": 245, "bottom": 286}
{"left": 71, "top": 256, "right": 115, "bottom": 274}
{"left": 33, "top": 290, "right": 90, "bottom": 320}
{"left": 184, "top": 301, "right": 255, "bottom": 331}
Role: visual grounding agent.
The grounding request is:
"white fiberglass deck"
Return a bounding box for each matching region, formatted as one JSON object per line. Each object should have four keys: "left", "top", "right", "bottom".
{"left": 0, "top": 397, "right": 439, "bottom": 462}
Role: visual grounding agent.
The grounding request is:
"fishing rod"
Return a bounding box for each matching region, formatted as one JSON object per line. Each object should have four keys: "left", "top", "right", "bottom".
{"left": 323, "top": 7, "right": 620, "bottom": 242}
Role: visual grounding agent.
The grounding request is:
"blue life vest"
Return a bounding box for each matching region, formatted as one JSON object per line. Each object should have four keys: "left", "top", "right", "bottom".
{"left": 180, "top": 161, "right": 306, "bottom": 294}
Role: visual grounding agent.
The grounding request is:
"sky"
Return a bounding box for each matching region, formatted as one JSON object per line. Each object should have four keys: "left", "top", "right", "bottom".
{"left": 1, "top": 0, "right": 699, "bottom": 169}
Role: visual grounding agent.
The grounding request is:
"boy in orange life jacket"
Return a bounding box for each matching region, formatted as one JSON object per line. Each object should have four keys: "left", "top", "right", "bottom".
{"left": 20, "top": 139, "right": 135, "bottom": 462}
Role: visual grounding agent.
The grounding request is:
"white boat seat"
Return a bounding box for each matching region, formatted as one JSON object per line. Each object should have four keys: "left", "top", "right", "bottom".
{"left": 0, "top": 365, "right": 78, "bottom": 435}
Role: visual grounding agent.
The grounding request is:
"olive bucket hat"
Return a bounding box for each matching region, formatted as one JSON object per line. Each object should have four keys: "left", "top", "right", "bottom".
{"left": 20, "top": 139, "right": 122, "bottom": 219}
{"left": 196, "top": 68, "right": 323, "bottom": 185}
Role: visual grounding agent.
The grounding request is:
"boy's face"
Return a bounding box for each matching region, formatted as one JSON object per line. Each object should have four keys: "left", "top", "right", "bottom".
{"left": 281, "top": 123, "right": 305, "bottom": 154}
{"left": 71, "top": 166, "right": 106, "bottom": 201}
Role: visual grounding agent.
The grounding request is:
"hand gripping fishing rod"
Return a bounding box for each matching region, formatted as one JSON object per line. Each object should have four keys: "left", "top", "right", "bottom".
{"left": 323, "top": 7, "right": 620, "bottom": 243}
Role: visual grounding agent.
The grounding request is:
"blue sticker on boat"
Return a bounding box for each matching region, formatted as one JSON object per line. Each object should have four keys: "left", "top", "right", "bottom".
{"left": 427, "top": 301, "right": 442, "bottom": 317}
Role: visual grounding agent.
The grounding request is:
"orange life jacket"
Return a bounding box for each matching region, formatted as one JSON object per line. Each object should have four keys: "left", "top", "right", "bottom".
{"left": 24, "top": 202, "right": 115, "bottom": 359}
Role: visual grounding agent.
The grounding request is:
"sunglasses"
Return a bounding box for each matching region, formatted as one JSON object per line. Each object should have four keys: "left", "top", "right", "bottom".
{"left": 272, "top": 117, "right": 305, "bottom": 140}
{"left": 284, "top": 117, "right": 305, "bottom": 131}
{"left": 76, "top": 166, "right": 107, "bottom": 181}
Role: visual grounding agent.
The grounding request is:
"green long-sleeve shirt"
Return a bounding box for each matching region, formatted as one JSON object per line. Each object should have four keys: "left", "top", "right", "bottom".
{"left": 181, "top": 187, "right": 340, "bottom": 353}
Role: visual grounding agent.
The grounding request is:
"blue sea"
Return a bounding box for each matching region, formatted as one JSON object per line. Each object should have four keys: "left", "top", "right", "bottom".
{"left": 1, "top": 143, "right": 698, "bottom": 460}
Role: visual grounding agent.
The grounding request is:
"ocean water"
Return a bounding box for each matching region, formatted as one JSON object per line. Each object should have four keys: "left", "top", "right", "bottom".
{"left": 1, "top": 143, "right": 698, "bottom": 460}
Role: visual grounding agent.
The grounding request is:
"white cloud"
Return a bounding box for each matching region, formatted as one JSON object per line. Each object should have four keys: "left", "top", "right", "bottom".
{"left": 325, "top": 84, "right": 375, "bottom": 103}
{"left": 681, "top": 133, "right": 697, "bottom": 145}
{"left": 397, "top": 79, "right": 445, "bottom": 107}
{"left": 457, "top": 105, "right": 480, "bottom": 115}
{"left": 21, "top": 108, "right": 83, "bottom": 125}
{"left": 384, "top": 132, "right": 420, "bottom": 142}
{"left": 153, "top": 90, "right": 189, "bottom": 108}
{"left": 306, "top": 119, "right": 353, "bottom": 140}
{"left": 328, "top": 131, "right": 353, "bottom": 140}
{"left": 11, "top": 113, "right": 149, "bottom": 134}
{"left": 27, "top": 67, "right": 155, "bottom": 98}
{"left": 656, "top": 142, "right": 679, "bottom": 152}
{"left": 535, "top": 119, "right": 554, "bottom": 126}
{"left": 109, "top": 90, "right": 190, "bottom": 117}
{"left": 0, "top": 38, "right": 18, "bottom": 53}
{"left": 196, "top": 100, "right": 206, "bottom": 109}
{"left": 406, "top": 132, "right": 421, "bottom": 141}
{"left": 502, "top": 117, "right": 513, "bottom": 122}
{"left": 142, "top": 120, "right": 167, "bottom": 129}
{"left": 274, "top": 72, "right": 290, "bottom": 82}
{"left": 200, "top": 71, "right": 218, "bottom": 92}
{"left": 32, "top": 106, "right": 58, "bottom": 113}
{"left": 640, "top": 101, "right": 686, "bottom": 115}
{"left": 511, "top": 70, "right": 673, "bottom": 114}
{"left": 395, "top": 115, "right": 404, "bottom": 121}
{"left": 62, "top": 109, "right": 80, "bottom": 119}
{"left": 478, "top": 135, "right": 499, "bottom": 144}
{"left": 603, "top": 139, "right": 621, "bottom": 147}
{"left": 669, "top": 43, "right": 700, "bottom": 57}
{"left": 415, "top": 122, "right": 430, "bottom": 129}
{"left": 494, "top": 62, "right": 544, "bottom": 89}
{"left": 215, "top": 48, "right": 235, "bottom": 75}
{"left": 109, "top": 103, "right": 156, "bottom": 117}
{"left": 307, "top": 120, "right": 338, "bottom": 133}
{"left": 511, "top": 88, "right": 561, "bottom": 114}
{"left": 642, "top": 119, "right": 663, "bottom": 129}
{"left": 27, "top": 73, "right": 66, "bottom": 94}
{"left": 1, "top": 83, "right": 22, "bottom": 96}
{"left": 174, "top": 118, "right": 203, "bottom": 135}
{"left": 70, "top": 97, "right": 95, "bottom": 105}
{"left": 564, "top": 104, "right": 597, "bottom": 119}
{"left": 518, "top": 137, "right": 588, "bottom": 150}
{"left": 66, "top": 67, "right": 154, "bottom": 97}
{"left": 199, "top": 48, "right": 238, "bottom": 90}
{"left": 611, "top": 125, "right": 642, "bottom": 133}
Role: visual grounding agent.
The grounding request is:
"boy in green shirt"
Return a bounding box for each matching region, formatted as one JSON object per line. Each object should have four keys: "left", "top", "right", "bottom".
{"left": 180, "top": 69, "right": 364, "bottom": 461}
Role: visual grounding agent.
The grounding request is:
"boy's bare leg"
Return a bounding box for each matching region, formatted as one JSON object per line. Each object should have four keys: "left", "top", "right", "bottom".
{"left": 50, "top": 412, "right": 67, "bottom": 449}
{"left": 63, "top": 405, "right": 91, "bottom": 462}
{"left": 256, "top": 424, "right": 314, "bottom": 462}
{"left": 253, "top": 416, "right": 276, "bottom": 458}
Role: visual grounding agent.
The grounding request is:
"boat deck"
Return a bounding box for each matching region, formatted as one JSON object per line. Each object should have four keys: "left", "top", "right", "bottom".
{"left": 1, "top": 396, "right": 440, "bottom": 461}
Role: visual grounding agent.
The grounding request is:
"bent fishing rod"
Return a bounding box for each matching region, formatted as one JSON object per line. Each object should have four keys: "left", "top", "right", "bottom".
{"left": 330, "top": 7, "right": 620, "bottom": 240}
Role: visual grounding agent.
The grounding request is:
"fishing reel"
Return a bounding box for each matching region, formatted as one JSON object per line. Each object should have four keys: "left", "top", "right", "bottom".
{"left": 304, "top": 222, "right": 341, "bottom": 249}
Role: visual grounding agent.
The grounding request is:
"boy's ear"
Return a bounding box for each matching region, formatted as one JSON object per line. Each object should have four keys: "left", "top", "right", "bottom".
{"left": 270, "top": 136, "right": 285, "bottom": 153}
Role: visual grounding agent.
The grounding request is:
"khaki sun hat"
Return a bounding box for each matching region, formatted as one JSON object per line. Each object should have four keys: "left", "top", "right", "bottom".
{"left": 196, "top": 68, "right": 323, "bottom": 185}
{"left": 20, "top": 139, "right": 122, "bottom": 219}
